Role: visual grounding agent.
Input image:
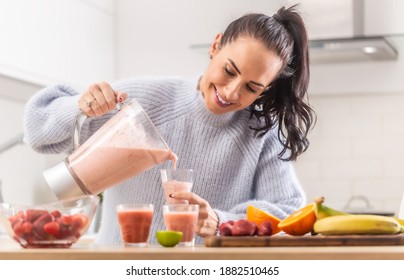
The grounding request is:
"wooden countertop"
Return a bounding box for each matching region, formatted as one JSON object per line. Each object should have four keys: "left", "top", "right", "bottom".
{"left": 1, "top": 235, "right": 404, "bottom": 260}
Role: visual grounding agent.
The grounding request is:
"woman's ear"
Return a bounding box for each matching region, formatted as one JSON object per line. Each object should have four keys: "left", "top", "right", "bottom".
{"left": 209, "top": 33, "right": 222, "bottom": 58}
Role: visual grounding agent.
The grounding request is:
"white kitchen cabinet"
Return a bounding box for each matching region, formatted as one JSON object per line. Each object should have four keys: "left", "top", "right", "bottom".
{"left": 0, "top": 0, "right": 115, "bottom": 91}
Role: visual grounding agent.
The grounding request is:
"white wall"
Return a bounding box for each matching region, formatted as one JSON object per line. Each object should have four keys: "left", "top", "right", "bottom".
{"left": 296, "top": 1, "right": 404, "bottom": 214}
{"left": 115, "top": 0, "right": 285, "bottom": 78}
{"left": 295, "top": 92, "right": 404, "bottom": 215}
{"left": 0, "top": 0, "right": 115, "bottom": 91}
{"left": 0, "top": 0, "right": 116, "bottom": 205}
{"left": 0, "top": 75, "right": 63, "bottom": 205}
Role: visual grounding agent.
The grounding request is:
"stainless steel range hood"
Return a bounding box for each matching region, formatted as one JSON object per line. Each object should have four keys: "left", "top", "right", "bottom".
{"left": 309, "top": 36, "right": 398, "bottom": 64}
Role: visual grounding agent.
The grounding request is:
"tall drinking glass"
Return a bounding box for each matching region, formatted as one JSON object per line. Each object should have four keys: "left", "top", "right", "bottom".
{"left": 161, "top": 169, "right": 193, "bottom": 204}
{"left": 163, "top": 204, "right": 199, "bottom": 247}
{"left": 117, "top": 204, "right": 153, "bottom": 247}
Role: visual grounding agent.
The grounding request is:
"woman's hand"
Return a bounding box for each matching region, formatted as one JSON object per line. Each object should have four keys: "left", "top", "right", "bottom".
{"left": 78, "top": 81, "right": 128, "bottom": 117}
{"left": 170, "top": 192, "right": 219, "bottom": 237}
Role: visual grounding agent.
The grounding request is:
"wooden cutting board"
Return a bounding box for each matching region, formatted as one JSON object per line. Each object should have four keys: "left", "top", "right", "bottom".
{"left": 204, "top": 234, "right": 404, "bottom": 247}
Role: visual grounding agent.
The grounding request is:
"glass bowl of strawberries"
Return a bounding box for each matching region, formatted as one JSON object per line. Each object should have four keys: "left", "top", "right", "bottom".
{"left": 0, "top": 195, "right": 99, "bottom": 248}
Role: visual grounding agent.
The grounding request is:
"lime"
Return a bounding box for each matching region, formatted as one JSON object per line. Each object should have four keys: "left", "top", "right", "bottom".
{"left": 156, "top": 230, "right": 183, "bottom": 247}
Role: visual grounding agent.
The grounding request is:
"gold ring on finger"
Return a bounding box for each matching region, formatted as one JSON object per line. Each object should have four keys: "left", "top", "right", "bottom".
{"left": 86, "top": 98, "right": 95, "bottom": 107}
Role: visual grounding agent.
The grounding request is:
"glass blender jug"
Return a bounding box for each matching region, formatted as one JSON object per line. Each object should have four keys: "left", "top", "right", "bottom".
{"left": 43, "top": 99, "right": 177, "bottom": 200}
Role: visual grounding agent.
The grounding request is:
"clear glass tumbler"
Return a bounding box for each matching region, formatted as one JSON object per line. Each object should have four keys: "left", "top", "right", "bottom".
{"left": 163, "top": 204, "right": 199, "bottom": 247}
{"left": 117, "top": 204, "right": 154, "bottom": 247}
{"left": 161, "top": 169, "right": 193, "bottom": 204}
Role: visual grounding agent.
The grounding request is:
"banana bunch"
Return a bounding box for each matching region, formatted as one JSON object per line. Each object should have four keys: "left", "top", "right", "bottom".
{"left": 313, "top": 197, "right": 404, "bottom": 235}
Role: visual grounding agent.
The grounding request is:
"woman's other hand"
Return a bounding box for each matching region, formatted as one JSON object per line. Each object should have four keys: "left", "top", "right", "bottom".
{"left": 78, "top": 81, "right": 128, "bottom": 117}
{"left": 170, "top": 192, "right": 219, "bottom": 237}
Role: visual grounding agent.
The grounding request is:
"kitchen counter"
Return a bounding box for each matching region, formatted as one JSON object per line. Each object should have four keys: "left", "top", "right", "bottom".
{"left": 1, "top": 235, "right": 404, "bottom": 260}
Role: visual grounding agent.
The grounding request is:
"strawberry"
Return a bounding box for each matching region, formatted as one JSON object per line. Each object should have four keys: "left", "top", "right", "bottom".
{"left": 9, "top": 211, "right": 25, "bottom": 227}
{"left": 43, "top": 222, "right": 60, "bottom": 236}
{"left": 22, "top": 221, "right": 33, "bottom": 234}
{"left": 61, "top": 215, "right": 73, "bottom": 225}
{"left": 9, "top": 216, "right": 20, "bottom": 228}
{"left": 12, "top": 221, "right": 24, "bottom": 237}
{"left": 219, "top": 222, "right": 233, "bottom": 236}
{"left": 72, "top": 214, "right": 89, "bottom": 230}
{"left": 33, "top": 213, "right": 53, "bottom": 239}
{"left": 231, "top": 219, "right": 258, "bottom": 236}
{"left": 257, "top": 220, "right": 273, "bottom": 236}
{"left": 26, "top": 209, "right": 48, "bottom": 223}
{"left": 50, "top": 210, "right": 62, "bottom": 219}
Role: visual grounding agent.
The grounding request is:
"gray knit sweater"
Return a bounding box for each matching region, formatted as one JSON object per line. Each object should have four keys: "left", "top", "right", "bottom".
{"left": 23, "top": 76, "right": 306, "bottom": 245}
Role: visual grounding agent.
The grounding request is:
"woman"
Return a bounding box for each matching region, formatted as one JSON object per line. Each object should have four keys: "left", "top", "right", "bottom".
{"left": 23, "top": 5, "right": 315, "bottom": 244}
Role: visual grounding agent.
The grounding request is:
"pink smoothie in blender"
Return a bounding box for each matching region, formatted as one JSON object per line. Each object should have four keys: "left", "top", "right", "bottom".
{"left": 70, "top": 146, "right": 176, "bottom": 194}
{"left": 44, "top": 99, "right": 177, "bottom": 199}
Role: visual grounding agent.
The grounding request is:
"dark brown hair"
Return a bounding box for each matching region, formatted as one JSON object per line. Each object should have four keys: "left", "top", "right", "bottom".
{"left": 220, "top": 5, "right": 316, "bottom": 161}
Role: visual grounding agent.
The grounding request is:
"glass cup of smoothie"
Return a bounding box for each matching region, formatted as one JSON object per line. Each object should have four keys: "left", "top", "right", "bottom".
{"left": 117, "top": 204, "right": 154, "bottom": 247}
{"left": 161, "top": 169, "right": 193, "bottom": 204}
{"left": 163, "top": 204, "right": 199, "bottom": 247}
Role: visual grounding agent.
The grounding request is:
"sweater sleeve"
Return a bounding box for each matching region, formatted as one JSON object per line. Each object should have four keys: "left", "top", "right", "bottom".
{"left": 23, "top": 85, "right": 82, "bottom": 154}
{"left": 214, "top": 131, "right": 306, "bottom": 224}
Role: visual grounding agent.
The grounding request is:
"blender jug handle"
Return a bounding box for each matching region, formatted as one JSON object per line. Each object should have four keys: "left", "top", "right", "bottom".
{"left": 71, "top": 101, "right": 126, "bottom": 151}
{"left": 72, "top": 112, "right": 87, "bottom": 151}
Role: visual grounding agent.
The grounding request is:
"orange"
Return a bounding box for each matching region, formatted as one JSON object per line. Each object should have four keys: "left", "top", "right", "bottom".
{"left": 277, "top": 203, "right": 317, "bottom": 236}
{"left": 246, "top": 205, "right": 282, "bottom": 235}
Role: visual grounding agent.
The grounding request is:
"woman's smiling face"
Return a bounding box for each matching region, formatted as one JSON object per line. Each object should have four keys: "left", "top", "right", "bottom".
{"left": 199, "top": 34, "right": 283, "bottom": 115}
